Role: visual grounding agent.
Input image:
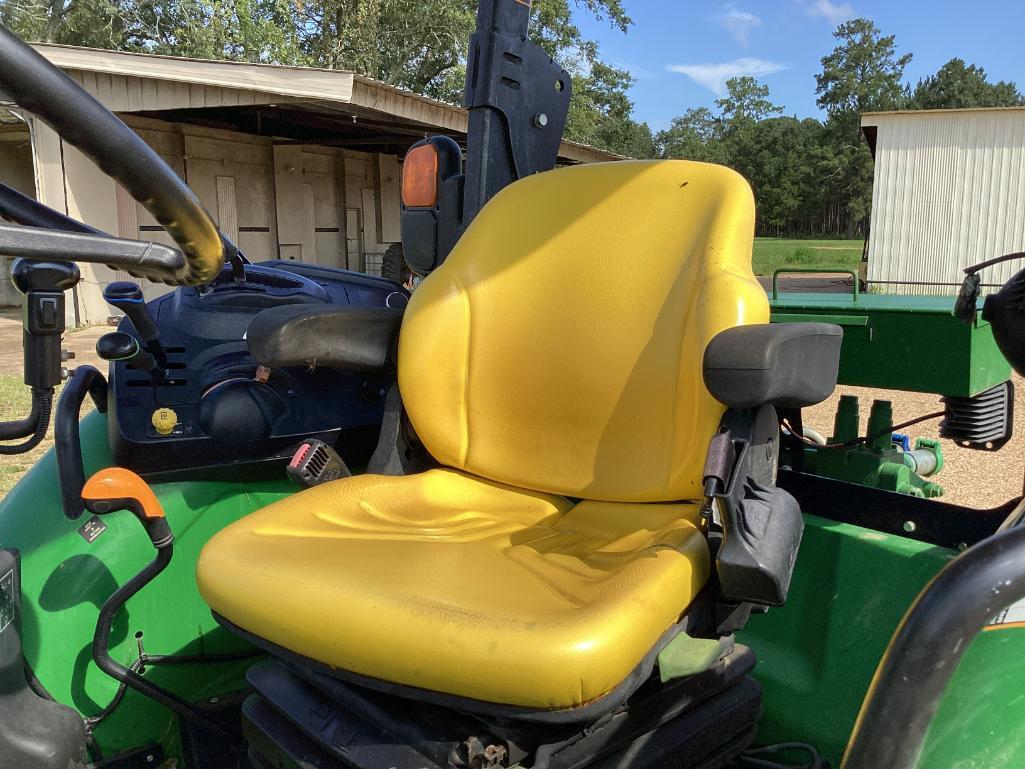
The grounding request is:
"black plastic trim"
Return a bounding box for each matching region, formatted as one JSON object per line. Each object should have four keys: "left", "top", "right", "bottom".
{"left": 214, "top": 609, "right": 712, "bottom": 726}
{"left": 704, "top": 323, "right": 842, "bottom": 409}
{"left": 247, "top": 305, "right": 404, "bottom": 371}
{"left": 778, "top": 469, "right": 1012, "bottom": 550}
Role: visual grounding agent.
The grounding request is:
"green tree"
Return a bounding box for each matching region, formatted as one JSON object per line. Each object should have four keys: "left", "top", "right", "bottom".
{"left": 715, "top": 76, "right": 783, "bottom": 130}
{"left": 815, "top": 18, "right": 911, "bottom": 236}
{"left": 599, "top": 118, "right": 655, "bottom": 158}
{"left": 655, "top": 107, "right": 724, "bottom": 163}
{"left": 563, "top": 54, "right": 653, "bottom": 156}
{"left": 729, "top": 117, "right": 833, "bottom": 236}
{"left": 3, "top": 0, "right": 645, "bottom": 154}
{"left": 911, "top": 58, "right": 1024, "bottom": 109}
{"left": 815, "top": 18, "right": 912, "bottom": 123}
{"left": 1, "top": 0, "right": 145, "bottom": 49}
{"left": 289, "top": 0, "right": 474, "bottom": 88}
{"left": 136, "top": 0, "right": 299, "bottom": 62}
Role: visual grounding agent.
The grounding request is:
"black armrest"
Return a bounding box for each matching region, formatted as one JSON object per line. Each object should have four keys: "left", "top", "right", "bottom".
{"left": 247, "top": 305, "right": 404, "bottom": 371}
{"left": 703, "top": 323, "right": 842, "bottom": 409}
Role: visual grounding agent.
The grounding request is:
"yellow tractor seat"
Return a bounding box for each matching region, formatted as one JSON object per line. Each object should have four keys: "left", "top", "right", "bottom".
{"left": 197, "top": 468, "right": 709, "bottom": 710}
{"left": 197, "top": 159, "right": 775, "bottom": 713}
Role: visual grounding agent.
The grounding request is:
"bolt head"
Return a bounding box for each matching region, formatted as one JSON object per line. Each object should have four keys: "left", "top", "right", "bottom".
{"left": 533, "top": 113, "right": 549, "bottom": 128}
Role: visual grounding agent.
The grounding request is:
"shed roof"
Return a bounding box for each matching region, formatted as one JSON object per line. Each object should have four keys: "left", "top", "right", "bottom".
{"left": 862, "top": 105, "right": 1025, "bottom": 121}
{"left": 860, "top": 106, "right": 1025, "bottom": 156}
{"left": 30, "top": 43, "right": 620, "bottom": 163}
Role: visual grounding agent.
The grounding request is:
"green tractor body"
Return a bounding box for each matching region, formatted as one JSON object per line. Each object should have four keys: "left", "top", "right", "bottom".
{"left": 2, "top": 2, "right": 1025, "bottom": 768}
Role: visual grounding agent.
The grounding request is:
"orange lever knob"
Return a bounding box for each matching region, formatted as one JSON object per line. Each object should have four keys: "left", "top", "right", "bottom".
{"left": 82, "top": 467, "right": 172, "bottom": 548}
{"left": 83, "top": 467, "right": 164, "bottom": 518}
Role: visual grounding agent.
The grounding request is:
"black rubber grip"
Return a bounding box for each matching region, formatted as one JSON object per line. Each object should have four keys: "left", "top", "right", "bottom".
{"left": 0, "top": 225, "right": 187, "bottom": 284}
{"left": 0, "top": 26, "right": 223, "bottom": 285}
{"left": 55, "top": 366, "right": 108, "bottom": 520}
{"left": 702, "top": 431, "right": 736, "bottom": 489}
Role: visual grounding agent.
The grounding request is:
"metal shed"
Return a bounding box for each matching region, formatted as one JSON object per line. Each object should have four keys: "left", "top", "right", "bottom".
{"left": 861, "top": 107, "right": 1025, "bottom": 295}
{"left": 0, "top": 44, "right": 618, "bottom": 324}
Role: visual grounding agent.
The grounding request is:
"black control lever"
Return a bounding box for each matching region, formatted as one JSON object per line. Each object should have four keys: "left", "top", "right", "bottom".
{"left": 103, "top": 282, "right": 167, "bottom": 366}
{"left": 97, "top": 332, "right": 163, "bottom": 382}
{"left": 0, "top": 259, "right": 79, "bottom": 454}
{"left": 13, "top": 260, "right": 78, "bottom": 390}
{"left": 80, "top": 468, "right": 233, "bottom": 738}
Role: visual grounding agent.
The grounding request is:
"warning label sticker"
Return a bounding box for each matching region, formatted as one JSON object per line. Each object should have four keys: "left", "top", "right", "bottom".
{"left": 0, "top": 568, "right": 14, "bottom": 634}
{"left": 78, "top": 515, "right": 108, "bottom": 544}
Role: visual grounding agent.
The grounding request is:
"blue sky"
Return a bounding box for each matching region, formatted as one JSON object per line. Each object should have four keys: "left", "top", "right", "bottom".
{"left": 573, "top": 0, "right": 1025, "bottom": 131}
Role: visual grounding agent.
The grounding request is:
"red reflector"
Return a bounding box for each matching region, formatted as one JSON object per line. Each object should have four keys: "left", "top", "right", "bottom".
{"left": 290, "top": 442, "right": 311, "bottom": 469}
{"left": 402, "top": 144, "right": 439, "bottom": 208}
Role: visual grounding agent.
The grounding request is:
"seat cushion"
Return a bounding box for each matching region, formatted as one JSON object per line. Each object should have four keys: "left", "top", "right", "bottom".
{"left": 196, "top": 468, "right": 710, "bottom": 710}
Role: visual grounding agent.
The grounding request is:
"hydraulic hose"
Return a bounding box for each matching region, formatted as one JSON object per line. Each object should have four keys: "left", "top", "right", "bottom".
{"left": 0, "top": 387, "right": 52, "bottom": 454}
{"left": 0, "top": 386, "right": 47, "bottom": 441}
{"left": 91, "top": 545, "right": 233, "bottom": 739}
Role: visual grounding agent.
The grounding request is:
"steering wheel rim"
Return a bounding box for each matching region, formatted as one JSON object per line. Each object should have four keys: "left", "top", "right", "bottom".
{"left": 0, "top": 25, "right": 226, "bottom": 286}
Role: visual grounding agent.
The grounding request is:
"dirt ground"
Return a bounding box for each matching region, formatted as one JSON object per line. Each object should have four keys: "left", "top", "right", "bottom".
{"left": 0, "top": 303, "right": 1020, "bottom": 507}
{"left": 0, "top": 307, "right": 109, "bottom": 371}
{"left": 0, "top": 309, "right": 112, "bottom": 494}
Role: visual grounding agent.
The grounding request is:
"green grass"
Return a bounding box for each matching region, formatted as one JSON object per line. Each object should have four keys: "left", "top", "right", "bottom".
{"left": 752, "top": 238, "right": 864, "bottom": 277}
{"left": 0, "top": 375, "right": 93, "bottom": 497}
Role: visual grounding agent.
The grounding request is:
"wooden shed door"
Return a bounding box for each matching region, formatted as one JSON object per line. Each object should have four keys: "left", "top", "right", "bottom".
{"left": 273, "top": 145, "right": 345, "bottom": 267}
{"left": 184, "top": 134, "right": 277, "bottom": 261}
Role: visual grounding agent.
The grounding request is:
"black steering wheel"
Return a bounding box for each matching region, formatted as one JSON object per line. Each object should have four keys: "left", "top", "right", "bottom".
{"left": 0, "top": 25, "right": 226, "bottom": 285}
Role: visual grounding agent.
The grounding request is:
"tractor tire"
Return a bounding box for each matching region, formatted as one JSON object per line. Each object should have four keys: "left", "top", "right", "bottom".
{"left": 381, "top": 243, "right": 411, "bottom": 286}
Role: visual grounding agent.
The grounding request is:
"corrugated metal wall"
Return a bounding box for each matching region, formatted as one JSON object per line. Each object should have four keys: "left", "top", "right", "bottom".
{"left": 866, "top": 109, "right": 1025, "bottom": 295}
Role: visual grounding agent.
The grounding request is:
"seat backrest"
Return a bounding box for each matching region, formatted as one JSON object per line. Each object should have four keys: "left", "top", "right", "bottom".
{"left": 398, "top": 160, "right": 769, "bottom": 503}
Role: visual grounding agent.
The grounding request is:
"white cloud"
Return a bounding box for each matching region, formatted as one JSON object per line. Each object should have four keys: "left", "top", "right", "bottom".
{"left": 807, "top": 0, "right": 855, "bottom": 24}
{"left": 610, "top": 56, "right": 654, "bottom": 80}
{"left": 666, "top": 58, "right": 787, "bottom": 96}
{"left": 719, "top": 4, "right": 762, "bottom": 44}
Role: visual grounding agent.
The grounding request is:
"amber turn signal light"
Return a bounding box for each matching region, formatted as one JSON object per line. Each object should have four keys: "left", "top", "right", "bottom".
{"left": 402, "top": 143, "right": 439, "bottom": 208}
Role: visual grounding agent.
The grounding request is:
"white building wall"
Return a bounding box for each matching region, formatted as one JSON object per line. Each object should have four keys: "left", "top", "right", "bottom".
{"left": 865, "top": 108, "right": 1025, "bottom": 295}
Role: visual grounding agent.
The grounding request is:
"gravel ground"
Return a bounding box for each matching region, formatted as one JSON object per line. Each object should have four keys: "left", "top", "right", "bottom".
{"left": 802, "top": 374, "right": 1025, "bottom": 508}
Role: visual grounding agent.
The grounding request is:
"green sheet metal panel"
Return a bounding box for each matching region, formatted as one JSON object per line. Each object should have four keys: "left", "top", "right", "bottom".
{"left": 769, "top": 292, "right": 1011, "bottom": 397}
{"left": 0, "top": 411, "right": 296, "bottom": 758}
{"left": 7, "top": 411, "right": 1025, "bottom": 765}
{"left": 920, "top": 627, "right": 1025, "bottom": 769}
{"left": 742, "top": 514, "right": 1025, "bottom": 768}
{"left": 738, "top": 514, "right": 953, "bottom": 765}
